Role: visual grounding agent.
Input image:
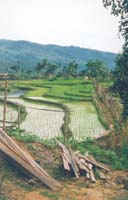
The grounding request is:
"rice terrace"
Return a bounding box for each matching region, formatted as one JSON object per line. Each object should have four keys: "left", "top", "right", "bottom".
{"left": 0, "top": 78, "right": 106, "bottom": 141}
{"left": 1, "top": 75, "right": 128, "bottom": 199}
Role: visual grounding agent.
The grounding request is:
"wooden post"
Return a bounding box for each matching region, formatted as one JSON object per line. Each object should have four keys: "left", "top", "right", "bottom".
{"left": 18, "top": 104, "right": 20, "bottom": 130}
{"left": 0, "top": 74, "right": 8, "bottom": 131}
{"left": 3, "top": 78, "right": 8, "bottom": 131}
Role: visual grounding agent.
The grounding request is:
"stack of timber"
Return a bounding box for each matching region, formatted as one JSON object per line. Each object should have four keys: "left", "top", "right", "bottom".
{"left": 57, "top": 140, "right": 110, "bottom": 182}
{"left": 0, "top": 128, "right": 60, "bottom": 190}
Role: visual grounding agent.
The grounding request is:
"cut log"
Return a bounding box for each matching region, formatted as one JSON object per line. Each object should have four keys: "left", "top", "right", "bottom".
{"left": 87, "top": 155, "right": 97, "bottom": 163}
{"left": 96, "top": 169, "right": 107, "bottom": 180}
{"left": 57, "top": 140, "right": 110, "bottom": 183}
{"left": 86, "top": 173, "right": 90, "bottom": 179}
{"left": 85, "top": 156, "right": 110, "bottom": 172}
{"left": 62, "top": 153, "right": 70, "bottom": 171}
{"left": 56, "top": 140, "right": 79, "bottom": 178}
{"left": 87, "top": 163, "right": 96, "bottom": 182}
{"left": 89, "top": 169, "right": 96, "bottom": 183}
{"left": 0, "top": 129, "right": 60, "bottom": 190}
{"left": 74, "top": 156, "right": 89, "bottom": 173}
{"left": 78, "top": 154, "right": 110, "bottom": 172}
{"left": 68, "top": 148, "right": 80, "bottom": 178}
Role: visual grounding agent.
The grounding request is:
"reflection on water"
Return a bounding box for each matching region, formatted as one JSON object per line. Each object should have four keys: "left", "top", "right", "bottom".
{"left": 0, "top": 90, "right": 25, "bottom": 98}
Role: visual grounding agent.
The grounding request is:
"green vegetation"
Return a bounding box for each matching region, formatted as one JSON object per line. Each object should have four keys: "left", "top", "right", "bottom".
{"left": 0, "top": 39, "right": 116, "bottom": 75}
{"left": 0, "top": 196, "right": 8, "bottom": 200}
{"left": 103, "top": 1, "right": 128, "bottom": 121}
{"left": 7, "top": 78, "right": 128, "bottom": 169}
{"left": 85, "top": 59, "right": 109, "bottom": 81}
{"left": 17, "top": 182, "right": 36, "bottom": 191}
{"left": 72, "top": 138, "right": 128, "bottom": 170}
{"left": 8, "top": 127, "right": 128, "bottom": 170}
{"left": 40, "top": 191, "right": 60, "bottom": 200}
{"left": 8, "top": 128, "right": 39, "bottom": 143}
{"left": 13, "top": 78, "right": 94, "bottom": 102}
{"left": 113, "top": 196, "right": 128, "bottom": 200}
{"left": 8, "top": 78, "right": 107, "bottom": 141}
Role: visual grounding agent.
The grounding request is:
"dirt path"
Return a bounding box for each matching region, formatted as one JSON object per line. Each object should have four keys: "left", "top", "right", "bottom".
{"left": 2, "top": 175, "right": 128, "bottom": 200}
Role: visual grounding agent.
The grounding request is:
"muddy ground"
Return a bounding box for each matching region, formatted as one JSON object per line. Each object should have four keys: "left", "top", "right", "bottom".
{"left": 0, "top": 141, "right": 128, "bottom": 200}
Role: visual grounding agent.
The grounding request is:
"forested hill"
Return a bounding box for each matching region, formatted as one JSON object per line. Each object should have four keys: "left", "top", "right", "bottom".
{"left": 0, "top": 39, "right": 117, "bottom": 72}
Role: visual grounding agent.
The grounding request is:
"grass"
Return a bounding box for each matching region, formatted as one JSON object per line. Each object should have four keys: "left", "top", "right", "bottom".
{"left": 112, "top": 195, "right": 128, "bottom": 200}
{"left": 71, "top": 138, "right": 128, "bottom": 170}
{"left": 10, "top": 78, "right": 94, "bottom": 102}
{"left": 0, "top": 196, "right": 8, "bottom": 200}
{"left": 8, "top": 128, "right": 39, "bottom": 143}
{"left": 40, "top": 191, "right": 60, "bottom": 200}
{"left": 98, "top": 81, "right": 113, "bottom": 87}
{"left": 8, "top": 127, "right": 128, "bottom": 170}
{"left": 17, "top": 182, "right": 36, "bottom": 191}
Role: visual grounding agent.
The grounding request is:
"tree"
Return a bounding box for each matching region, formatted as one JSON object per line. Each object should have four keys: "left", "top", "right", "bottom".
{"left": 35, "top": 59, "right": 58, "bottom": 78}
{"left": 85, "top": 59, "right": 108, "bottom": 80}
{"left": 35, "top": 59, "right": 48, "bottom": 78}
{"left": 10, "top": 61, "right": 21, "bottom": 79}
{"left": 65, "top": 61, "right": 78, "bottom": 78}
{"left": 103, "top": 0, "right": 128, "bottom": 120}
{"left": 103, "top": 0, "right": 128, "bottom": 41}
{"left": 45, "top": 63, "right": 58, "bottom": 78}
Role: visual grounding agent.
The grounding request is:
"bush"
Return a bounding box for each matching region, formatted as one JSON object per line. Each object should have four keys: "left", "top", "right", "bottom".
{"left": 71, "top": 138, "right": 125, "bottom": 170}
{"left": 8, "top": 129, "right": 39, "bottom": 143}
{"left": 0, "top": 196, "right": 8, "bottom": 200}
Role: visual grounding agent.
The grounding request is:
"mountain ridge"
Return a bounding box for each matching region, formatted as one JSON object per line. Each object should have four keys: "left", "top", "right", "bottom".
{"left": 0, "top": 39, "right": 117, "bottom": 72}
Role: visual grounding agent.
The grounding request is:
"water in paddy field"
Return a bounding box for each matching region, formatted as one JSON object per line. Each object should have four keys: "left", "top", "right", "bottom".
{"left": 8, "top": 98, "right": 65, "bottom": 139}
{"left": 28, "top": 97, "right": 106, "bottom": 141}
{"left": 2, "top": 95, "right": 106, "bottom": 141}
{"left": 0, "top": 104, "right": 18, "bottom": 127}
{"left": 0, "top": 90, "right": 25, "bottom": 98}
{"left": 66, "top": 102, "right": 105, "bottom": 141}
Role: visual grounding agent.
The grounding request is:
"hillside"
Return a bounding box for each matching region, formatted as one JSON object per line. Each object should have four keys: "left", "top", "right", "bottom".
{"left": 0, "top": 39, "right": 117, "bottom": 72}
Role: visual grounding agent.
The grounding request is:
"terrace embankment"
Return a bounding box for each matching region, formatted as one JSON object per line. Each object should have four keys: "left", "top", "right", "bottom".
{"left": 1, "top": 79, "right": 108, "bottom": 141}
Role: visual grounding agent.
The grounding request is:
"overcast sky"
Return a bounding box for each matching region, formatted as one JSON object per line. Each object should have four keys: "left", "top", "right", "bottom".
{"left": 0, "top": 0, "right": 123, "bottom": 53}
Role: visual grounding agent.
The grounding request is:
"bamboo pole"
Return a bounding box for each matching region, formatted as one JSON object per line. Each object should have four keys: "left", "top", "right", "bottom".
{"left": 3, "top": 78, "right": 8, "bottom": 131}
{"left": 18, "top": 104, "right": 20, "bottom": 129}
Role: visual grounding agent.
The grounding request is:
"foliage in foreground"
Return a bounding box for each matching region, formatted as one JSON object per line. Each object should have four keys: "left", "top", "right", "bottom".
{"left": 103, "top": 0, "right": 128, "bottom": 120}
{"left": 8, "top": 129, "right": 128, "bottom": 170}
{"left": 71, "top": 138, "right": 128, "bottom": 170}
{"left": 0, "top": 196, "right": 8, "bottom": 200}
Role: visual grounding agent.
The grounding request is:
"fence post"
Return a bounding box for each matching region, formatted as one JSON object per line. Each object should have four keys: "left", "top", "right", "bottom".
{"left": 3, "top": 78, "right": 8, "bottom": 131}
{"left": 18, "top": 104, "right": 20, "bottom": 130}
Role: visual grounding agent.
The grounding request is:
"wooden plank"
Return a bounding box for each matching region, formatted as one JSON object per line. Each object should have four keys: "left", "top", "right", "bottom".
{"left": 86, "top": 173, "right": 90, "bottom": 179}
{"left": 56, "top": 140, "right": 79, "bottom": 178}
{"left": 69, "top": 148, "right": 79, "bottom": 178}
{"left": 3, "top": 137, "right": 59, "bottom": 186}
{"left": 0, "top": 129, "right": 60, "bottom": 190}
{"left": 96, "top": 169, "right": 107, "bottom": 180}
{"left": 85, "top": 156, "right": 110, "bottom": 172}
{"left": 88, "top": 163, "right": 96, "bottom": 182}
{"left": 79, "top": 158, "right": 90, "bottom": 168}
{"left": 0, "top": 142, "right": 59, "bottom": 190}
{"left": 77, "top": 153, "right": 110, "bottom": 172}
{"left": 74, "top": 156, "right": 89, "bottom": 173}
{"left": 62, "top": 153, "right": 70, "bottom": 171}
{"left": 89, "top": 169, "right": 96, "bottom": 182}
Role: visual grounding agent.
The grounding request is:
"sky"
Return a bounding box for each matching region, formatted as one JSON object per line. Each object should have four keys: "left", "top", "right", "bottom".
{"left": 0, "top": 0, "right": 124, "bottom": 53}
